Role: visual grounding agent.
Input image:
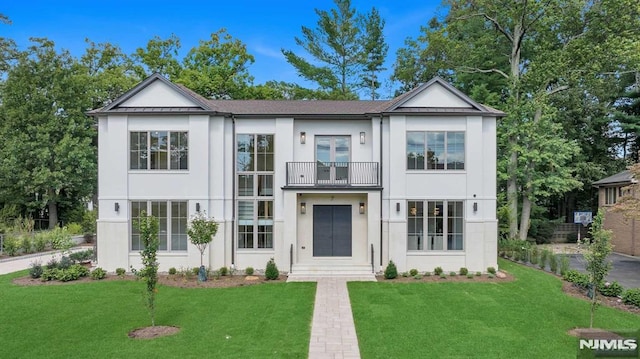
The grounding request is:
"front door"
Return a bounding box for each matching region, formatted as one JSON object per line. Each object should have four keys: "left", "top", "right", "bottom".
{"left": 313, "top": 205, "right": 352, "bottom": 256}
{"left": 316, "top": 136, "right": 350, "bottom": 185}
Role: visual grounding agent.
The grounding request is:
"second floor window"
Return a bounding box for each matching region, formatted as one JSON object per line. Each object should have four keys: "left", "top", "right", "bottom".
{"left": 407, "top": 131, "right": 465, "bottom": 170}
{"left": 130, "top": 131, "right": 188, "bottom": 170}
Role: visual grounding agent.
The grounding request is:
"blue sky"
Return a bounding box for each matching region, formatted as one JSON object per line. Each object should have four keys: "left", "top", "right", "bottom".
{"left": 3, "top": 1, "right": 444, "bottom": 97}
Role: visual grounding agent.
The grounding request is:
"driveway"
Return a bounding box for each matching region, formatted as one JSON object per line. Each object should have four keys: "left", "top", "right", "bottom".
{"left": 568, "top": 252, "right": 640, "bottom": 289}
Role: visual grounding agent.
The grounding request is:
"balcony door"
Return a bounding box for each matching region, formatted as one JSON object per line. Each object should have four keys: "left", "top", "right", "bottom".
{"left": 316, "top": 136, "right": 350, "bottom": 185}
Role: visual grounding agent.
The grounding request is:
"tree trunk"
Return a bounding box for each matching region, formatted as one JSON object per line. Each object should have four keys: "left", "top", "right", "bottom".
{"left": 48, "top": 200, "right": 58, "bottom": 229}
{"left": 519, "top": 194, "right": 532, "bottom": 241}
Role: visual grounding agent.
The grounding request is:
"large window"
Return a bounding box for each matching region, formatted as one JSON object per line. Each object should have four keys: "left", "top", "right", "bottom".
{"left": 407, "top": 200, "right": 464, "bottom": 251}
{"left": 130, "top": 131, "right": 188, "bottom": 170}
{"left": 131, "top": 200, "right": 188, "bottom": 251}
{"left": 237, "top": 134, "right": 274, "bottom": 249}
{"left": 407, "top": 131, "right": 465, "bottom": 170}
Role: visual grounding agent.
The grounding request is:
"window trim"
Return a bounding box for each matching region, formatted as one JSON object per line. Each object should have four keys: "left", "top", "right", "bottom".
{"left": 129, "top": 130, "right": 189, "bottom": 171}
{"left": 130, "top": 200, "right": 188, "bottom": 252}
{"left": 406, "top": 131, "right": 466, "bottom": 171}
{"left": 407, "top": 199, "right": 465, "bottom": 252}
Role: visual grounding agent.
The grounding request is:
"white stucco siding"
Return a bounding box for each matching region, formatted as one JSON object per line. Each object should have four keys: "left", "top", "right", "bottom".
{"left": 402, "top": 83, "right": 472, "bottom": 108}
{"left": 120, "top": 80, "right": 200, "bottom": 107}
{"left": 292, "top": 120, "right": 373, "bottom": 162}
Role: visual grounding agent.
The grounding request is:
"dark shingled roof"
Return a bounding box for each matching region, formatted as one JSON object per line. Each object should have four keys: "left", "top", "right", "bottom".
{"left": 593, "top": 170, "right": 635, "bottom": 186}
{"left": 208, "top": 100, "right": 385, "bottom": 116}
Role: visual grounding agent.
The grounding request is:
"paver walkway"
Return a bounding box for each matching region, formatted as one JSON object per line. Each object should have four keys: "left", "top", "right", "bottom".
{"left": 302, "top": 276, "right": 373, "bottom": 359}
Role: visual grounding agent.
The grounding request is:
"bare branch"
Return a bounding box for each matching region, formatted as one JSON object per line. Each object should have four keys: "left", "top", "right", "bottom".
{"left": 546, "top": 85, "right": 569, "bottom": 96}
{"left": 455, "top": 12, "right": 513, "bottom": 42}
{"left": 459, "top": 66, "right": 510, "bottom": 79}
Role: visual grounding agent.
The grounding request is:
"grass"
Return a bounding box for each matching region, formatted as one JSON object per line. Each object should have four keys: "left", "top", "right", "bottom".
{"left": 0, "top": 271, "right": 315, "bottom": 358}
{"left": 349, "top": 259, "right": 640, "bottom": 359}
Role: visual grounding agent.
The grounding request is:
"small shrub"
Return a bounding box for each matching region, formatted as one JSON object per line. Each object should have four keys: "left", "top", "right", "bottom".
{"left": 530, "top": 247, "right": 539, "bottom": 265}
{"left": 41, "top": 268, "right": 58, "bottom": 281}
{"left": 384, "top": 260, "right": 398, "bottom": 279}
{"left": 475, "top": 271, "right": 481, "bottom": 276}
{"left": 168, "top": 267, "right": 177, "bottom": 275}
{"left": 66, "top": 222, "right": 83, "bottom": 235}
{"left": 49, "top": 226, "right": 73, "bottom": 252}
{"left": 409, "top": 268, "right": 418, "bottom": 276}
{"left": 539, "top": 249, "right": 549, "bottom": 270}
{"left": 487, "top": 267, "right": 496, "bottom": 275}
{"left": 91, "top": 267, "right": 107, "bottom": 280}
{"left": 459, "top": 267, "right": 468, "bottom": 276}
{"left": 58, "top": 256, "right": 73, "bottom": 270}
{"left": 563, "top": 269, "right": 590, "bottom": 288}
{"left": 72, "top": 264, "right": 90, "bottom": 277}
{"left": 434, "top": 266, "right": 443, "bottom": 276}
{"left": 265, "top": 258, "right": 279, "bottom": 280}
{"left": 116, "top": 268, "right": 126, "bottom": 277}
{"left": 488, "top": 273, "right": 495, "bottom": 279}
{"left": 57, "top": 265, "right": 87, "bottom": 282}
{"left": 439, "top": 274, "right": 447, "bottom": 279}
{"left": 245, "top": 267, "right": 254, "bottom": 275}
{"left": 413, "top": 274, "right": 422, "bottom": 280}
{"left": 69, "top": 250, "right": 94, "bottom": 263}
{"left": 46, "top": 258, "right": 59, "bottom": 270}
{"left": 219, "top": 267, "right": 229, "bottom": 276}
{"left": 191, "top": 267, "right": 200, "bottom": 275}
{"left": 401, "top": 271, "right": 409, "bottom": 277}
{"left": 559, "top": 254, "right": 570, "bottom": 276}
{"left": 21, "top": 235, "right": 33, "bottom": 254}
{"left": 34, "top": 232, "right": 48, "bottom": 252}
{"left": 81, "top": 210, "right": 97, "bottom": 235}
{"left": 449, "top": 271, "right": 457, "bottom": 276}
{"left": 3, "top": 236, "right": 19, "bottom": 256}
{"left": 29, "top": 261, "right": 43, "bottom": 279}
{"left": 467, "top": 273, "right": 474, "bottom": 279}
{"left": 599, "top": 281, "right": 623, "bottom": 297}
{"left": 622, "top": 288, "right": 640, "bottom": 307}
{"left": 424, "top": 272, "right": 431, "bottom": 276}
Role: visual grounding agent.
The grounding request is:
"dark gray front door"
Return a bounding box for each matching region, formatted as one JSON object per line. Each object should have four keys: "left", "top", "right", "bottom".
{"left": 313, "top": 205, "right": 352, "bottom": 257}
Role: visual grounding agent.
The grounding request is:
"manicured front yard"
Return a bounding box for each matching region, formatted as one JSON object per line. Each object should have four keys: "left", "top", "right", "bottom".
{"left": 349, "top": 259, "right": 640, "bottom": 359}
{"left": 0, "top": 271, "right": 315, "bottom": 359}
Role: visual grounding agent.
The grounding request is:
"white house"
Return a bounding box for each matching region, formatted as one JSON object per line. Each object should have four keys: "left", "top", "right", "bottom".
{"left": 90, "top": 73, "right": 502, "bottom": 278}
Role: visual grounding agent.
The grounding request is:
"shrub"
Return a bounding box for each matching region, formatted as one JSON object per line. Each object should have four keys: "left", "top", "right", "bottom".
{"left": 34, "top": 232, "right": 48, "bottom": 252}
{"left": 191, "top": 267, "right": 200, "bottom": 275}
{"left": 3, "top": 236, "right": 19, "bottom": 256}
{"left": 409, "top": 268, "right": 418, "bottom": 276}
{"left": 488, "top": 273, "right": 495, "bottom": 279}
{"left": 20, "top": 235, "right": 33, "bottom": 254}
{"left": 265, "top": 258, "right": 279, "bottom": 280}
{"left": 401, "top": 271, "right": 409, "bottom": 277}
{"left": 91, "top": 267, "right": 107, "bottom": 280}
{"left": 72, "top": 264, "right": 90, "bottom": 277}
{"left": 563, "top": 269, "right": 590, "bottom": 288}
{"left": 424, "top": 272, "right": 431, "bottom": 276}
{"left": 46, "top": 258, "right": 59, "bottom": 270}
{"left": 168, "top": 267, "right": 177, "bottom": 275}
{"left": 66, "top": 223, "right": 83, "bottom": 235}
{"left": 459, "top": 267, "right": 468, "bottom": 276}
{"left": 622, "top": 288, "right": 640, "bottom": 307}
{"left": 599, "top": 281, "right": 623, "bottom": 297}
{"left": 487, "top": 267, "right": 496, "bottom": 275}
{"left": 116, "top": 268, "right": 126, "bottom": 277}
{"left": 384, "top": 260, "right": 398, "bottom": 279}
{"left": 69, "top": 250, "right": 93, "bottom": 263}
{"left": 58, "top": 256, "right": 73, "bottom": 270}
{"left": 49, "top": 226, "right": 73, "bottom": 252}
{"left": 245, "top": 267, "right": 254, "bottom": 275}
{"left": 434, "top": 266, "right": 443, "bottom": 276}
{"left": 449, "top": 271, "right": 457, "bottom": 276}
{"left": 467, "top": 273, "right": 474, "bottom": 279}
{"left": 549, "top": 254, "right": 558, "bottom": 274}
{"left": 475, "top": 271, "right": 481, "bottom": 277}
{"left": 530, "top": 246, "right": 539, "bottom": 265}
{"left": 219, "top": 266, "right": 229, "bottom": 276}
{"left": 538, "top": 250, "right": 548, "bottom": 270}
{"left": 81, "top": 210, "right": 97, "bottom": 235}
{"left": 413, "top": 274, "right": 422, "bottom": 280}
{"left": 56, "top": 265, "right": 89, "bottom": 282}
{"left": 439, "top": 274, "right": 447, "bottom": 279}
{"left": 41, "top": 268, "right": 58, "bottom": 281}
{"left": 559, "top": 254, "right": 570, "bottom": 276}
{"left": 29, "top": 261, "right": 43, "bottom": 279}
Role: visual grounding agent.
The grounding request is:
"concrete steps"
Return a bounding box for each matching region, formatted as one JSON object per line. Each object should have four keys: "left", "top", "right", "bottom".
{"left": 287, "top": 263, "right": 376, "bottom": 282}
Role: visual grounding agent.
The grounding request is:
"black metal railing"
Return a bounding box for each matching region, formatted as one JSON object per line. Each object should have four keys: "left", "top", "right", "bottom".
{"left": 286, "top": 162, "right": 379, "bottom": 187}
{"left": 371, "top": 244, "right": 375, "bottom": 273}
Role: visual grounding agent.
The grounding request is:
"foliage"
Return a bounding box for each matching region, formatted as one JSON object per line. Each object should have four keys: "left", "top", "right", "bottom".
{"left": 486, "top": 267, "right": 496, "bottom": 275}
{"left": 245, "top": 267, "right": 254, "bottom": 276}
{"left": 33, "top": 232, "right": 49, "bottom": 252}
{"left": 65, "top": 223, "right": 83, "bottom": 235}
{"left": 133, "top": 211, "right": 159, "bottom": 326}
{"left": 20, "top": 235, "right": 32, "bottom": 254}
{"left": 29, "top": 261, "right": 43, "bottom": 279}
{"left": 90, "top": 267, "right": 107, "bottom": 280}
{"left": 409, "top": 268, "right": 418, "bottom": 276}
{"left": 2, "top": 235, "right": 19, "bottom": 256}
{"left": 49, "top": 226, "right": 73, "bottom": 253}
{"left": 219, "top": 267, "right": 228, "bottom": 276}
{"left": 559, "top": 255, "right": 570, "bottom": 277}
{"left": 475, "top": 272, "right": 481, "bottom": 277}
{"left": 80, "top": 209, "right": 97, "bottom": 235}
{"left": 583, "top": 209, "right": 613, "bottom": 328}
{"left": 58, "top": 256, "right": 73, "bottom": 270}
{"left": 42, "top": 264, "right": 90, "bottom": 282}
{"left": 69, "top": 249, "right": 93, "bottom": 263}
{"left": 563, "top": 270, "right": 590, "bottom": 289}
{"left": 467, "top": 274, "right": 474, "bottom": 279}
{"left": 265, "top": 258, "right": 279, "bottom": 280}
{"left": 549, "top": 254, "right": 558, "bottom": 274}
{"left": 449, "top": 271, "right": 457, "bottom": 277}
{"left": 40, "top": 268, "right": 57, "bottom": 281}
{"left": 613, "top": 163, "right": 640, "bottom": 220}
{"left": 459, "top": 267, "right": 468, "bottom": 276}
{"left": 413, "top": 274, "right": 422, "bottom": 280}
{"left": 433, "top": 266, "right": 443, "bottom": 276}
{"left": 384, "top": 260, "right": 398, "bottom": 279}
{"left": 115, "top": 268, "right": 126, "bottom": 277}
{"left": 530, "top": 247, "right": 539, "bottom": 265}
{"left": 281, "top": 0, "right": 388, "bottom": 99}
{"left": 45, "top": 258, "right": 58, "bottom": 270}
{"left": 622, "top": 288, "right": 640, "bottom": 307}
{"left": 187, "top": 211, "right": 218, "bottom": 268}
{"left": 599, "top": 281, "right": 623, "bottom": 298}
{"left": 539, "top": 249, "right": 549, "bottom": 270}
{"left": 168, "top": 267, "right": 177, "bottom": 275}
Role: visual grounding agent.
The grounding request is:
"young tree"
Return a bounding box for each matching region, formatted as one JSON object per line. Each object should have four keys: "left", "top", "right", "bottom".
{"left": 359, "top": 7, "right": 388, "bottom": 100}
{"left": 136, "top": 211, "right": 159, "bottom": 327}
{"left": 282, "top": 0, "right": 388, "bottom": 99}
{"left": 583, "top": 209, "right": 612, "bottom": 328}
{"left": 187, "top": 210, "right": 218, "bottom": 281}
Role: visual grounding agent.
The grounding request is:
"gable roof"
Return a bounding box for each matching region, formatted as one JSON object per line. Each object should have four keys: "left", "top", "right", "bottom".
{"left": 593, "top": 170, "right": 636, "bottom": 187}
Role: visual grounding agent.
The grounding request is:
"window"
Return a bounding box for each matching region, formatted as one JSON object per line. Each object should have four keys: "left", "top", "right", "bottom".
{"left": 237, "top": 134, "right": 274, "bottom": 249}
{"left": 130, "top": 200, "right": 188, "bottom": 251}
{"left": 130, "top": 131, "right": 188, "bottom": 170}
{"left": 407, "top": 131, "right": 465, "bottom": 170}
{"left": 605, "top": 187, "right": 619, "bottom": 205}
{"left": 407, "top": 200, "right": 464, "bottom": 251}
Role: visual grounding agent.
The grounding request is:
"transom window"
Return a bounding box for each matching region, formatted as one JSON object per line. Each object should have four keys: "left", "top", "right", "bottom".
{"left": 130, "top": 131, "right": 188, "bottom": 170}
{"left": 407, "top": 200, "right": 464, "bottom": 251}
{"left": 130, "top": 200, "right": 188, "bottom": 251}
{"left": 237, "top": 134, "right": 274, "bottom": 249}
{"left": 407, "top": 131, "right": 465, "bottom": 170}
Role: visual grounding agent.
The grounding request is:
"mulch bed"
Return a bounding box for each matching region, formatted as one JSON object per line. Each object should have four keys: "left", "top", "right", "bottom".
{"left": 376, "top": 271, "right": 514, "bottom": 283}
{"left": 128, "top": 325, "right": 180, "bottom": 339}
{"left": 562, "top": 281, "right": 640, "bottom": 315}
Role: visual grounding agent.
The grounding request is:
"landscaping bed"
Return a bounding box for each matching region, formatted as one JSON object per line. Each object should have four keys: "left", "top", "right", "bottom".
{"left": 375, "top": 271, "right": 513, "bottom": 283}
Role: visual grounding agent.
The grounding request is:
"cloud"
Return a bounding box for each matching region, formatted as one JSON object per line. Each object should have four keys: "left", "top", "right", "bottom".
{"left": 252, "top": 44, "right": 283, "bottom": 59}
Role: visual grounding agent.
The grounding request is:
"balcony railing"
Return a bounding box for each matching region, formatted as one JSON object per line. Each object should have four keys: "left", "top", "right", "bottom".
{"left": 286, "top": 162, "right": 380, "bottom": 187}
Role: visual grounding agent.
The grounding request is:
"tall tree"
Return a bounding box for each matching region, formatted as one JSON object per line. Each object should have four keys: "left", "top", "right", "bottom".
{"left": 0, "top": 38, "right": 96, "bottom": 228}
{"left": 360, "top": 7, "right": 388, "bottom": 99}
{"left": 131, "top": 34, "right": 182, "bottom": 80}
{"left": 177, "top": 29, "right": 254, "bottom": 99}
{"left": 282, "top": 0, "right": 388, "bottom": 99}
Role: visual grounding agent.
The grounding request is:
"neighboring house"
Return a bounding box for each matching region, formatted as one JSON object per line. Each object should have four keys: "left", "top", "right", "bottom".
{"left": 593, "top": 170, "right": 639, "bottom": 256}
{"left": 89, "top": 73, "right": 502, "bottom": 277}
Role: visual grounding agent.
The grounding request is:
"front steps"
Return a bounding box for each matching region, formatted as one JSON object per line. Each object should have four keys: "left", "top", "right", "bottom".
{"left": 287, "top": 263, "right": 376, "bottom": 282}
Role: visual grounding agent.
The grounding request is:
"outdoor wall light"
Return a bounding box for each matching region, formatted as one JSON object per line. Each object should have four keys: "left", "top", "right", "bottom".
{"left": 360, "top": 131, "right": 365, "bottom": 144}
{"left": 300, "top": 131, "right": 306, "bottom": 144}
{"left": 359, "top": 202, "right": 366, "bottom": 214}
{"left": 114, "top": 202, "right": 120, "bottom": 213}
{"left": 396, "top": 202, "right": 400, "bottom": 212}
{"left": 473, "top": 202, "right": 478, "bottom": 213}
{"left": 196, "top": 202, "right": 201, "bottom": 212}
{"left": 300, "top": 202, "right": 306, "bottom": 215}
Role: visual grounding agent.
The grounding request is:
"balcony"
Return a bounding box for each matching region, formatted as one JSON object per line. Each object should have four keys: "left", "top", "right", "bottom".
{"left": 286, "top": 162, "right": 380, "bottom": 187}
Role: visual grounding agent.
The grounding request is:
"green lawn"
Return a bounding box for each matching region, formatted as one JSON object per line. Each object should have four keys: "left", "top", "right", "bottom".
{"left": 0, "top": 271, "right": 315, "bottom": 359}
{"left": 349, "top": 259, "right": 640, "bottom": 359}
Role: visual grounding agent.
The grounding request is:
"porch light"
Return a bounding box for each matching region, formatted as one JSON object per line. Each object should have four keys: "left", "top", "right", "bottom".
{"left": 360, "top": 132, "right": 365, "bottom": 144}
{"left": 114, "top": 202, "right": 120, "bottom": 213}
{"left": 396, "top": 202, "right": 400, "bottom": 212}
{"left": 300, "top": 202, "right": 306, "bottom": 214}
{"left": 300, "top": 132, "right": 306, "bottom": 144}
{"left": 359, "top": 202, "right": 365, "bottom": 214}
{"left": 196, "top": 202, "right": 201, "bottom": 212}
{"left": 473, "top": 202, "right": 478, "bottom": 213}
